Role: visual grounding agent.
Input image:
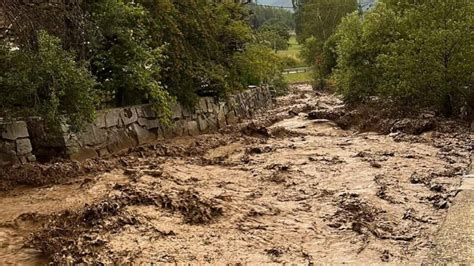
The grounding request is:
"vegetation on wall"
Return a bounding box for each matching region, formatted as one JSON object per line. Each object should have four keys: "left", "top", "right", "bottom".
{"left": 0, "top": 31, "right": 96, "bottom": 131}
{"left": 0, "top": 0, "right": 287, "bottom": 129}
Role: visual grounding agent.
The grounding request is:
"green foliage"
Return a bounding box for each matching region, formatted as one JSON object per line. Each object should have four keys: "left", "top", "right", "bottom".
{"left": 1, "top": 0, "right": 286, "bottom": 129}
{"left": 284, "top": 71, "right": 313, "bottom": 84}
{"left": 278, "top": 54, "right": 303, "bottom": 68}
{"left": 295, "top": 0, "right": 356, "bottom": 89}
{"left": 233, "top": 44, "right": 288, "bottom": 94}
{"left": 300, "top": 34, "right": 338, "bottom": 89}
{"left": 0, "top": 31, "right": 97, "bottom": 131}
{"left": 295, "top": 0, "right": 357, "bottom": 43}
{"left": 139, "top": 0, "right": 253, "bottom": 104}
{"left": 249, "top": 5, "right": 295, "bottom": 30}
{"left": 257, "top": 20, "right": 292, "bottom": 52}
{"left": 334, "top": 0, "right": 474, "bottom": 115}
{"left": 260, "top": 20, "right": 291, "bottom": 41}
{"left": 85, "top": 0, "right": 173, "bottom": 120}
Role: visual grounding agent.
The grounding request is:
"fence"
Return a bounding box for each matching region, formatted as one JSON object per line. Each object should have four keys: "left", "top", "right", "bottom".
{"left": 282, "top": 67, "right": 311, "bottom": 75}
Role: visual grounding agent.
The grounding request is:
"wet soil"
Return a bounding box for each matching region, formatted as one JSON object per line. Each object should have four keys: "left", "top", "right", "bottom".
{"left": 0, "top": 85, "right": 472, "bottom": 264}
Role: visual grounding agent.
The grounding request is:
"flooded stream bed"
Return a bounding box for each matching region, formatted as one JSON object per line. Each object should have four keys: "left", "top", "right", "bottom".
{"left": 0, "top": 85, "right": 472, "bottom": 264}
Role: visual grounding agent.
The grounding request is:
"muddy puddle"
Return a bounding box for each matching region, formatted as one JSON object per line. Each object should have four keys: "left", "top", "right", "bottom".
{"left": 0, "top": 85, "right": 472, "bottom": 264}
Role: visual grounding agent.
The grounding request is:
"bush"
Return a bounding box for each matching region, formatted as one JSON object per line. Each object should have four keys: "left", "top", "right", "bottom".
{"left": 233, "top": 44, "right": 288, "bottom": 94}
{"left": 1, "top": 1, "right": 286, "bottom": 129}
{"left": 278, "top": 55, "right": 303, "bottom": 69}
{"left": 301, "top": 34, "right": 339, "bottom": 89}
{"left": 0, "top": 31, "right": 97, "bottom": 131}
{"left": 334, "top": 0, "right": 474, "bottom": 115}
{"left": 141, "top": 0, "right": 253, "bottom": 104}
{"left": 85, "top": 0, "right": 173, "bottom": 120}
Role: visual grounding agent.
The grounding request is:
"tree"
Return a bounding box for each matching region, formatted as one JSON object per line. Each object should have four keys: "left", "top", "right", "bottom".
{"left": 257, "top": 20, "right": 291, "bottom": 51}
{"left": 334, "top": 0, "right": 474, "bottom": 115}
{"left": 139, "top": 0, "right": 254, "bottom": 103}
{"left": 295, "top": 0, "right": 357, "bottom": 43}
{"left": 249, "top": 4, "right": 295, "bottom": 30}
{"left": 0, "top": 31, "right": 97, "bottom": 131}
{"left": 295, "top": 0, "right": 356, "bottom": 89}
{"left": 84, "top": 0, "right": 172, "bottom": 119}
{"left": 1, "top": 0, "right": 288, "bottom": 127}
{"left": 233, "top": 43, "right": 287, "bottom": 94}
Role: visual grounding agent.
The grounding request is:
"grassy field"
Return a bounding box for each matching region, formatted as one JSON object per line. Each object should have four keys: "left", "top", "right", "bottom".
{"left": 278, "top": 36, "right": 301, "bottom": 58}
{"left": 284, "top": 71, "right": 313, "bottom": 84}
{"left": 278, "top": 35, "right": 313, "bottom": 84}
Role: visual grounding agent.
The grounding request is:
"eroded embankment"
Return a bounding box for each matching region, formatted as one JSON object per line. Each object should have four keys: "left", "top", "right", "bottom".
{"left": 0, "top": 85, "right": 472, "bottom": 264}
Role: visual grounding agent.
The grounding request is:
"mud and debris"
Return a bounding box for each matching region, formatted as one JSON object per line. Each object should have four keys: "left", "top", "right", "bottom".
{"left": 0, "top": 84, "right": 472, "bottom": 264}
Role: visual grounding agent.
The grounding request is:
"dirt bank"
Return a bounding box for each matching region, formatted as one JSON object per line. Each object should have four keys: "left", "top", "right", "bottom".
{"left": 0, "top": 85, "right": 472, "bottom": 264}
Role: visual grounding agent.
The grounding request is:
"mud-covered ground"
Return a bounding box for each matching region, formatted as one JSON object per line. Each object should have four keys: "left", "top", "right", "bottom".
{"left": 0, "top": 85, "right": 472, "bottom": 264}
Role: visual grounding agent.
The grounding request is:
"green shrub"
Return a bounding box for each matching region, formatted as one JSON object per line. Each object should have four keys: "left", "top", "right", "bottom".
{"left": 233, "top": 44, "right": 288, "bottom": 94}
{"left": 85, "top": 0, "right": 173, "bottom": 120}
{"left": 334, "top": 0, "right": 474, "bottom": 115}
{"left": 278, "top": 54, "right": 303, "bottom": 69}
{"left": 301, "top": 34, "right": 339, "bottom": 89}
{"left": 0, "top": 31, "right": 97, "bottom": 131}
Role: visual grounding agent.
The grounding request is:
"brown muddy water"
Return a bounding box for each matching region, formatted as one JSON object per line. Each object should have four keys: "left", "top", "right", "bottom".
{"left": 0, "top": 85, "right": 472, "bottom": 264}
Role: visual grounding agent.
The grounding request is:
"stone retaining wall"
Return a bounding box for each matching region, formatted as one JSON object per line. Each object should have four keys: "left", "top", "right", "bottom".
{"left": 0, "top": 87, "right": 273, "bottom": 166}
{"left": 0, "top": 121, "right": 36, "bottom": 167}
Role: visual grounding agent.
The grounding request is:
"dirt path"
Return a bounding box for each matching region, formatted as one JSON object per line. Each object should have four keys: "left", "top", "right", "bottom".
{"left": 0, "top": 85, "right": 472, "bottom": 264}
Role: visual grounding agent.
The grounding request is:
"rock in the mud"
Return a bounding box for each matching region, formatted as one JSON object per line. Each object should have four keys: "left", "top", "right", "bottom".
{"left": 142, "top": 169, "right": 163, "bottom": 177}
{"left": 390, "top": 118, "right": 435, "bottom": 135}
{"left": 381, "top": 250, "right": 392, "bottom": 262}
{"left": 307, "top": 109, "right": 344, "bottom": 121}
{"left": 265, "top": 247, "right": 284, "bottom": 257}
{"left": 370, "top": 161, "right": 382, "bottom": 168}
{"left": 409, "top": 173, "right": 423, "bottom": 184}
{"left": 434, "top": 200, "right": 450, "bottom": 209}
{"left": 246, "top": 146, "right": 273, "bottom": 155}
{"left": 241, "top": 123, "right": 270, "bottom": 138}
{"left": 430, "top": 184, "right": 445, "bottom": 192}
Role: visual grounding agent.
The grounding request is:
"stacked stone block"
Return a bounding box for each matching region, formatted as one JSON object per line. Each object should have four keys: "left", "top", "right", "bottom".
{"left": 0, "top": 121, "right": 35, "bottom": 166}
{"left": 1, "top": 87, "right": 273, "bottom": 166}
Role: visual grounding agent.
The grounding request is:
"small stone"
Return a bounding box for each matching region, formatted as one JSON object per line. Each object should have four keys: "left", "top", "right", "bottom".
{"left": 434, "top": 200, "right": 450, "bottom": 209}
{"left": 19, "top": 156, "right": 28, "bottom": 164}
{"left": 124, "top": 168, "right": 139, "bottom": 175}
{"left": 430, "top": 184, "right": 445, "bottom": 192}
{"left": 98, "top": 148, "right": 109, "bottom": 157}
{"left": 410, "top": 173, "right": 422, "bottom": 184}
{"left": 370, "top": 161, "right": 382, "bottom": 168}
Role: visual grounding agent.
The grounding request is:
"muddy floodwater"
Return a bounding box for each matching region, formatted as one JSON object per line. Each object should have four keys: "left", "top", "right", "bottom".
{"left": 0, "top": 85, "right": 472, "bottom": 264}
